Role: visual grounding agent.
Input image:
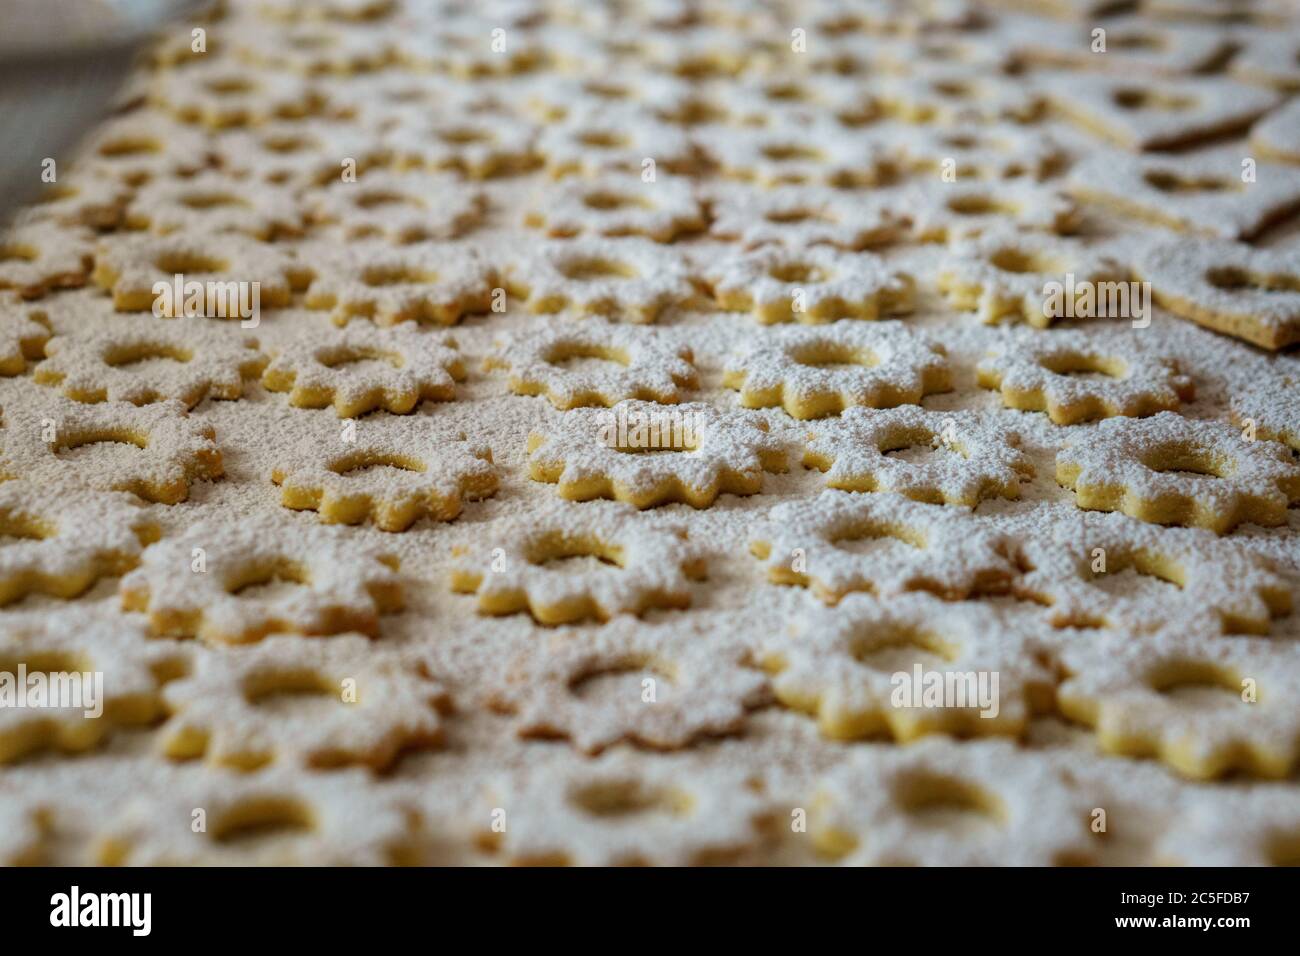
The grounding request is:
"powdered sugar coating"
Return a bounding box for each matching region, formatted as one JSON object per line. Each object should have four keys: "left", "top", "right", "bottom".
{"left": 525, "top": 173, "right": 704, "bottom": 242}
{"left": 307, "top": 169, "right": 487, "bottom": 243}
{"left": 705, "top": 182, "right": 901, "bottom": 250}
{"left": 450, "top": 498, "right": 705, "bottom": 624}
{"left": 722, "top": 319, "right": 951, "bottom": 419}
{"left": 804, "top": 405, "right": 1035, "bottom": 505}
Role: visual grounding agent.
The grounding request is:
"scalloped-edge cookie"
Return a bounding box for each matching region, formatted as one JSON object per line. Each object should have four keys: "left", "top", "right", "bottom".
{"left": 123, "top": 171, "right": 308, "bottom": 240}
{"left": 0, "top": 611, "right": 178, "bottom": 764}
{"left": 704, "top": 246, "right": 914, "bottom": 324}
{"left": 705, "top": 181, "right": 901, "bottom": 250}
{"left": 977, "top": 328, "right": 1194, "bottom": 424}
{"left": 1, "top": 397, "right": 223, "bottom": 504}
{"left": 1068, "top": 148, "right": 1300, "bottom": 241}
{"left": 762, "top": 593, "right": 1054, "bottom": 741}
{"left": 384, "top": 111, "right": 540, "bottom": 178}
{"left": 749, "top": 490, "right": 1018, "bottom": 605}
{"left": 936, "top": 231, "right": 1129, "bottom": 327}
{"left": 119, "top": 514, "right": 404, "bottom": 642}
{"left": 1136, "top": 238, "right": 1300, "bottom": 350}
{"left": 0, "top": 219, "right": 95, "bottom": 299}
{"left": 1056, "top": 630, "right": 1300, "bottom": 779}
{"left": 804, "top": 405, "right": 1034, "bottom": 505}
{"left": 889, "top": 121, "right": 1066, "bottom": 181}
{"left": 484, "top": 319, "right": 696, "bottom": 409}
{"left": 34, "top": 316, "right": 267, "bottom": 408}
{"left": 450, "top": 499, "right": 706, "bottom": 624}
{"left": 1011, "top": 508, "right": 1292, "bottom": 634}
{"left": 302, "top": 239, "right": 496, "bottom": 327}
{"left": 486, "top": 619, "right": 767, "bottom": 752}
{"left": 536, "top": 105, "right": 696, "bottom": 179}
{"left": 903, "top": 179, "right": 1080, "bottom": 243}
{"left": 524, "top": 174, "right": 704, "bottom": 242}
{"left": 159, "top": 635, "right": 448, "bottom": 771}
{"left": 261, "top": 325, "right": 464, "bottom": 416}
{"left": 147, "top": 58, "right": 330, "bottom": 128}
{"left": 505, "top": 238, "right": 700, "bottom": 323}
{"left": 0, "top": 481, "right": 160, "bottom": 606}
{"left": 95, "top": 766, "right": 420, "bottom": 865}
{"left": 306, "top": 169, "right": 487, "bottom": 243}
{"left": 270, "top": 417, "right": 497, "bottom": 532}
{"left": 811, "top": 738, "right": 1097, "bottom": 865}
{"left": 92, "top": 233, "right": 305, "bottom": 313}
{"left": 722, "top": 319, "right": 951, "bottom": 419}
{"left": 1055, "top": 411, "right": 1300, "bottom": 532}
{"left": 699, "top": 120, "right": 896, "bottom": 187}
{"left": 477, "top": 754, "right": 772, "bottom": 866}
{"left": 1039, "top": 72, "right": 1279, "bottom": 150}
{"left": 527, "top": 400, "right": 788, "bottom": 508}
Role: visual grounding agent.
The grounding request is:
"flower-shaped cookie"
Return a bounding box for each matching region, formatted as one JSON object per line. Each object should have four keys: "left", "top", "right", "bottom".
{"left": 0, "top": 482, "right": 160, "bottom": 606}
{"left": 811, "top": 738, "right": 1097, "bottom": 865}
{"left": 1137, "top": 238, "right": 1300, "bottom": 351}
{"left": 302, "top": 239, "right": 496, "bottom": 326}
{"left": 705, "top": 246, "right": 914, "bottom": 324}
{"left": 722, "top": 319, "right": 951, "bottom": 419}
{"left": 0, "top": 219, "right": 95, "bottom": 299}
{"left": 487, "top": 621, "right": 767, "bottom": 753}
{"left": 148, "top": 59, "right": 329, "bottom": 128}
{"left": 527, "top": 400, "right": 788, "bottom": 508}
{"left": 936, "top": 232, "right": 1130, "bottom": 327}
{"left": 261, "top": 325, "right": 465, "bottom": 417}
{"left": 271, "top": 417, "right": 497, "bottom": 531}
{"left": 903, "top": 179, "right": 1080, "bottom": 243}
{"left": 749, "top": 491, "right": 1018, "bottom": 605}
{"left": 34, "top": 316, "right": 267, "bottom": 407}
{"left": 1012, "top": 510, "right": 1292, "bottom": 635}
{"left": 484, "top": 319, "right": 696, "bottom": 409}
{"left": 92, "top": 233, "right": 304, "bottom": 313}
{"left": 159, "top": 635, "right": 448, "bottom": 770}
{"left": 1055, "top": 412, "right": 1300, "bottom": 533}
{"left": 804, "top": 406, "right": 1034, "bottom": 505}
{"left": 0, "top": 605, "right": 180, "bottom": 758}
{"left": 1230, "top": 362, "right": 1300, "bottom": 453}
{"left": 307, "top": 169, "right": 487, "bottom": 243}
{"left": 119, "top": 515, "right": 404, "bottom": 642}
{"left": 122, "top": 171, "right": 307, "bottom": 240}
{"left": 450, "top": 500, "right": 706, "bottom": 624}
{"left": 1, "top": 397, "right": 223, "bottom": 504}
{"left": 762, "top": 593, "right": 1053, "bottom": 741}
{"left": 700, "top": 120, "right": 895, "bottom": 187}
{"left": 977, "top": 329, "right": 1194, "bottom": 425}
{"left": 1057, "top": 631, "right": 1300, "bottom": 779}
{"left": 524, "top": 174, "right": 704, "bottom": 242}
{"left": 506, "top": 238, "right": 699, "bottom": 323}
{"left": 383, "top": 112, "right": 540, "bottom": 178}
{"left": 705, "top": 182, "right": 902, "bottom": 251}
{"left": 536, "top": 105, "right": 696, "bottom": 178}
{"left": 96, "top": 767, "right": 419, "bottom": 865}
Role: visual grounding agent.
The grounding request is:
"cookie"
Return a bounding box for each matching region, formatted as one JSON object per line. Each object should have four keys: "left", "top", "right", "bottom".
{"left": 1055, "top": 412, "right": 1300, "bottom": 532}
{"left": 524, "top": 173, "right": 704, "bottom": 242}
{"left": 977, "top": 328, "right": 1195, "bottom": 424}
{"left": 704, "top": 182, "right": 901, "bottom": 251}
{"left": 484, "top": 319, "right": 697, "bottom": 409}
{"left": 486, "top": 620, "right": 767, "bottom": 752}
{"left": 0, "top": 219, "right": 95, "bottom": 299}
{"left": 527, "top": 400, "right": 788, "bottom": 508}
{"left": 1137, "top": 238, "right": 1300, "bottom": 349}
{"left": 749, "top": 490, "right": 1018, "bottom": 605}
{"left": 704, "top": 246, "right": 914, "bottom": 324}
{"left": 721, "top": 320, "right": 951, "bottom": 419}
{"left": 270, "top": 417, "right": 497, "bottom": 531}
{"left": 119, "top": 515, "right": 404, "bottom": 642}
{"left": 306, "top": 169, "right": 487, "bottom": 243}
{"left": 159, "top": 635, "right": 447, "bottom": 770}
{"left": 261, "top": 325, "right": 464, "bottom": 416}
{"left": 450, "top": 500, "right": 706, "bottom": 624}
{"left": 804, "top": 406, "right": 1035, "bottom": 505}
